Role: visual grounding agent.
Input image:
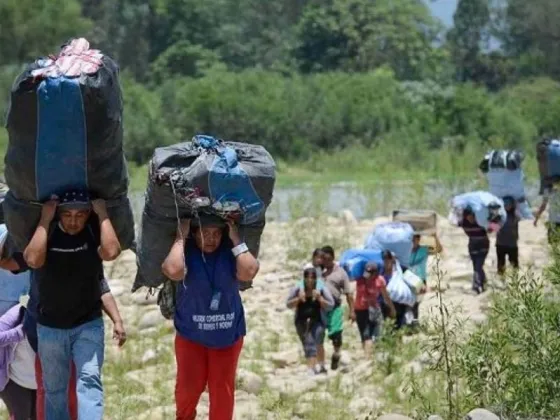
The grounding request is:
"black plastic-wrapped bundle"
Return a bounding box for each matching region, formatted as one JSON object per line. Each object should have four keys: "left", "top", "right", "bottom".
{"left": 479, "top": 150, "right": 523, "bottom": 173}
{"left": 133, "top": 136, "right": 276, "bottom": 292}
{"left": 3, "top": 38, "right": 134, "bottom": 251}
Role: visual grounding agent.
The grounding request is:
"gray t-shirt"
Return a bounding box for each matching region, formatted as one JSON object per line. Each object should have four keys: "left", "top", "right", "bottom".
{"left": 323, "top": 265, "right": 351, "bottom": 304}
{"left": 496, "top": 212, "right": 519, "bottom": 247}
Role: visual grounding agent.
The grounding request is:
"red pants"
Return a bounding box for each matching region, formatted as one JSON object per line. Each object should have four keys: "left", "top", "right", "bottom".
{"left": 35, "top": 355, "right": 78, "bottom": 420}
{"left": 175, "top": 335, "right": 243, "bottom": 420}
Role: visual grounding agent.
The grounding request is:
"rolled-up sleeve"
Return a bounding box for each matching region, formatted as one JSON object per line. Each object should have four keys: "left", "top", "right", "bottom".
{"left": 100, "top": 278, "right": 111, "bottom": 296}
{"left": 286, "top": 286, "right": 299, "bottom": 308}
{"left": 321, "top": 287, "right": 335, "bottom": 311}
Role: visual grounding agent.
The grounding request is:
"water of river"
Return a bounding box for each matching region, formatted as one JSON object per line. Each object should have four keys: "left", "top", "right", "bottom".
{"left": 129, "top": 179, "right": 543, "bottom": 222}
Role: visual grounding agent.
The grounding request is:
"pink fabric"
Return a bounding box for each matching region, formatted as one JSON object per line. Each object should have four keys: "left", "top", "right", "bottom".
{"left": 354, "top": 275, "right": 386, "bottom": 311}
{"left": 31, "top": 38, "right": 103, "bottom": 79}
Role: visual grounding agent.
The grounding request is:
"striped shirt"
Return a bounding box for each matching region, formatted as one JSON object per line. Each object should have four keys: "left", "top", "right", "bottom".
{"left": 461, "top": 219, "right": 489, "bottom": 254}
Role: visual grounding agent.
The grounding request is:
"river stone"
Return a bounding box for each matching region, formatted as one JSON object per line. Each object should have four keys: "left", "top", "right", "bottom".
{"left": 465, "top": 408, "right": 500, "bottom": 420}
{"left": 237, "top": 369, "right": 264, "bottom": 395}
{"left": 138, "top": 310, "right": 162, "bottom": 329}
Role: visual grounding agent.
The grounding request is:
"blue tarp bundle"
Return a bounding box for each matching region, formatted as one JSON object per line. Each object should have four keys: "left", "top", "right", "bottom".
{"left": 364, "top": 222, "right": 414, "bottom": 267}
{"left": 339, "top": 249, "right": 384, "bottom": 281}
{"left": 537, "top": 139, "right": 560, "bottom": 193}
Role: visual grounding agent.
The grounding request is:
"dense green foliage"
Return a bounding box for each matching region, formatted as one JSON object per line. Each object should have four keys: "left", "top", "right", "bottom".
{"left": 1, "top": 0, "right": 560, "bottom": 176}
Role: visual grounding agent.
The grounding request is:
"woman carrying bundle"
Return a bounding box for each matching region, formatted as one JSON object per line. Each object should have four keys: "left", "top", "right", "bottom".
{"left": 286, "top": 267, "right": 334, "bottom": 376}
{"left": 161, "top": 217, "right": 259, "bottom": 420}
{"left": 354, "top": 262, "right": 395, "bottom": 355}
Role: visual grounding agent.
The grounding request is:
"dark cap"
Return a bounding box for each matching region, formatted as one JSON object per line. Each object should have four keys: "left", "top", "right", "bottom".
{"left": 58, "top": 190, "right": 91, "bottom": 210}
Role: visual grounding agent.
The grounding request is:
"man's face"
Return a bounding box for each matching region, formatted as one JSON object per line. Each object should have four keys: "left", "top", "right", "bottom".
{"left": 59, "top": 209, "right": 90, "bottom": 235}
{"left": 412, "top": 235, "right": 421, "bottom": 247}
{"left": 195, "top": 227, "right": 223, "bottom": 253}
{"left": 322, "top": 252, "right": 334, "bottom": 270}
{"left": 466, "top": 213, "right": 476, "bottom": 224}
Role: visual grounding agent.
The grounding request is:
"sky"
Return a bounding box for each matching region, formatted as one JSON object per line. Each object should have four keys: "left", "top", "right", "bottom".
{"left": 426, "top": 0, "right": 458, "bottom": 27}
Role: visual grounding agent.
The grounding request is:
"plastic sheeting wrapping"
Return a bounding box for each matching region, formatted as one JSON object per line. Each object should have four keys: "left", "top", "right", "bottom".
{"left": 134, "top": 136, "right": 276, "bottom": 292}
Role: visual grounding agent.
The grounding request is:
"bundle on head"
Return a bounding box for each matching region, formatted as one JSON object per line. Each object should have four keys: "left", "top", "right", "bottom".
{"left": 134, "top": 135, "right": 276, "bottom": 292}
{"left": 479, "top": 149, "right": 532, "bottom": 220}
{"left": 3, "top": 37, "right": 134, "bottom": 252}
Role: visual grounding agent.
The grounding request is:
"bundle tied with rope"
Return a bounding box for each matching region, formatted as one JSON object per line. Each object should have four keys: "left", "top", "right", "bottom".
{"left": 134, "top": 135, "right": 276, "bottom": 302}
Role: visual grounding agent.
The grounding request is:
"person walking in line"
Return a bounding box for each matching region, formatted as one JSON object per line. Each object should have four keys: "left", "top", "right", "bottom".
{"left": 0, "top": 224, "right": 35, "bottom": 420}
{"left": 0, "top": 303, "right": 36, "bottom": 420}
{"left": 354, "top": 262, "right": 395, "bottom": 355}
{"left": 496, "top": 196, "right": 520, "bottom": 275}
{"left": 459, "top": 207, "right": 490, "bottom": 294}
{"left": 321, "top": 246, "right": 353, "bottom": 371}
{"left": 286, "top": 267, "right": 334, "bottom": 375}
{"left": 161, "top": 217, "right": 259, "bottom": 420}
{"left": 534, "top": 185, "right": 560, "bottom": 246}
{"left": 381, "top": 251, "right": 411, "bottom": 329}
{"left": 22, "top": 191, "right": 123, "bottom": 420}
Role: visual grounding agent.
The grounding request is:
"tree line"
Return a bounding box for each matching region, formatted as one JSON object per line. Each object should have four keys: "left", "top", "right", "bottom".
{"left": 1, "top": 0, "right": 560, "bottom": 165}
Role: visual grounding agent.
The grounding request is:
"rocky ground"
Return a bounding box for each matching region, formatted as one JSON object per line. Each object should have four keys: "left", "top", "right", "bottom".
{"left": 0, "top": 211, "right": 551, "bottom": 419}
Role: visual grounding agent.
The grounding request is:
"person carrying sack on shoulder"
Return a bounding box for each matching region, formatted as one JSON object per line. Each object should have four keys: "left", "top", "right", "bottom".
{"left": 286, "top": 266, "right": 334, "bottom": 376}
{"left": 535, "top": 184, "right": 560, "bottom": 246}
{"left": 21, "top": 190, "right": 125, "bottom": 420}
{"left": 458, "top": 207, "right": 490, "bottom": 295}
{"left": 161, "top": 216, "right": 259, "bottom": 420}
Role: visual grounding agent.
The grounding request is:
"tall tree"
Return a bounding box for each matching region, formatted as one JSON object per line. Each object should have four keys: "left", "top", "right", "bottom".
{"left": 294, "top": 0, "right": 445, "bottom": 80}
{"left": 500, "top": 0, "right": 560, "bottom": 79}
{"left": 447, "top": 0, "right": 491, "bottom": 82}
{"left": 0, "top": 0, "right": 91, "bottom": 64}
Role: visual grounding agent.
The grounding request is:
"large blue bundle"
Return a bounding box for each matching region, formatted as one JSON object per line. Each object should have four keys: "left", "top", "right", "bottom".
{"left": 339, "top": 249, "right": 383, "bottom": 281}
{"left": 449, "top": 191, "right": 506, "bottom": 230}
{"left": 134, "top": 135, "right": 276, "bottom": 292}
{"left": 364, "top": 222, "right": 414, "bottom": 267}
{"left": 537, "top": 139, "right": 560, "bottom": 193}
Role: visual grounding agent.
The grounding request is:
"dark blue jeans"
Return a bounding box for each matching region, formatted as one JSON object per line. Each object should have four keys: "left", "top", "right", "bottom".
{"left": 470, "top": 251, "right": 488, "bottom": 290}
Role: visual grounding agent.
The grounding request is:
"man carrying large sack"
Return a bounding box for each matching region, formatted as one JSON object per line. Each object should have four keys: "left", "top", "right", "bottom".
{"left": 21, "top": 191, "right": 122, "bottom": 420}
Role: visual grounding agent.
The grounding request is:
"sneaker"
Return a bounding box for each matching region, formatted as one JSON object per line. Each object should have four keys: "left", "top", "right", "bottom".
{"left": 308, "top": 368, "right": 317, "bottom": 377}
{"left": 319, "top": 365, "right": 328, "bottom": 374}
{"left": 331, "top": 353, "right": 340, "bottom": 370}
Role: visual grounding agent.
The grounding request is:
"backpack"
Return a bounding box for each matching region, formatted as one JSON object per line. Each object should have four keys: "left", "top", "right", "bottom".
{"left": 157, "top": 280, "right": 177, "bottom": 320}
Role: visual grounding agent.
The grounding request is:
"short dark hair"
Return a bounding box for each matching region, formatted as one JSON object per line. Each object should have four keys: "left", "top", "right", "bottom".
{"left": 303, "top": 267, "right": 317, "bottom": 278}
{"left": 413, "top": 234, "right": 421, "bottom": 240}
{"left": 321, "top": 246, "right": 335, "bottom": 258}
{"left": 312, "top": 248, "right": 323, "bottom": 258}
{"left": 382, "top": 250, "right": 393, "bottom": 260}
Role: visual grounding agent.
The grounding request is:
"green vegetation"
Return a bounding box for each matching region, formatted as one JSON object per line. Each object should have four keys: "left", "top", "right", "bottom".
{"left": 1, "top": 0, "right": 560, "bottom": 190}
